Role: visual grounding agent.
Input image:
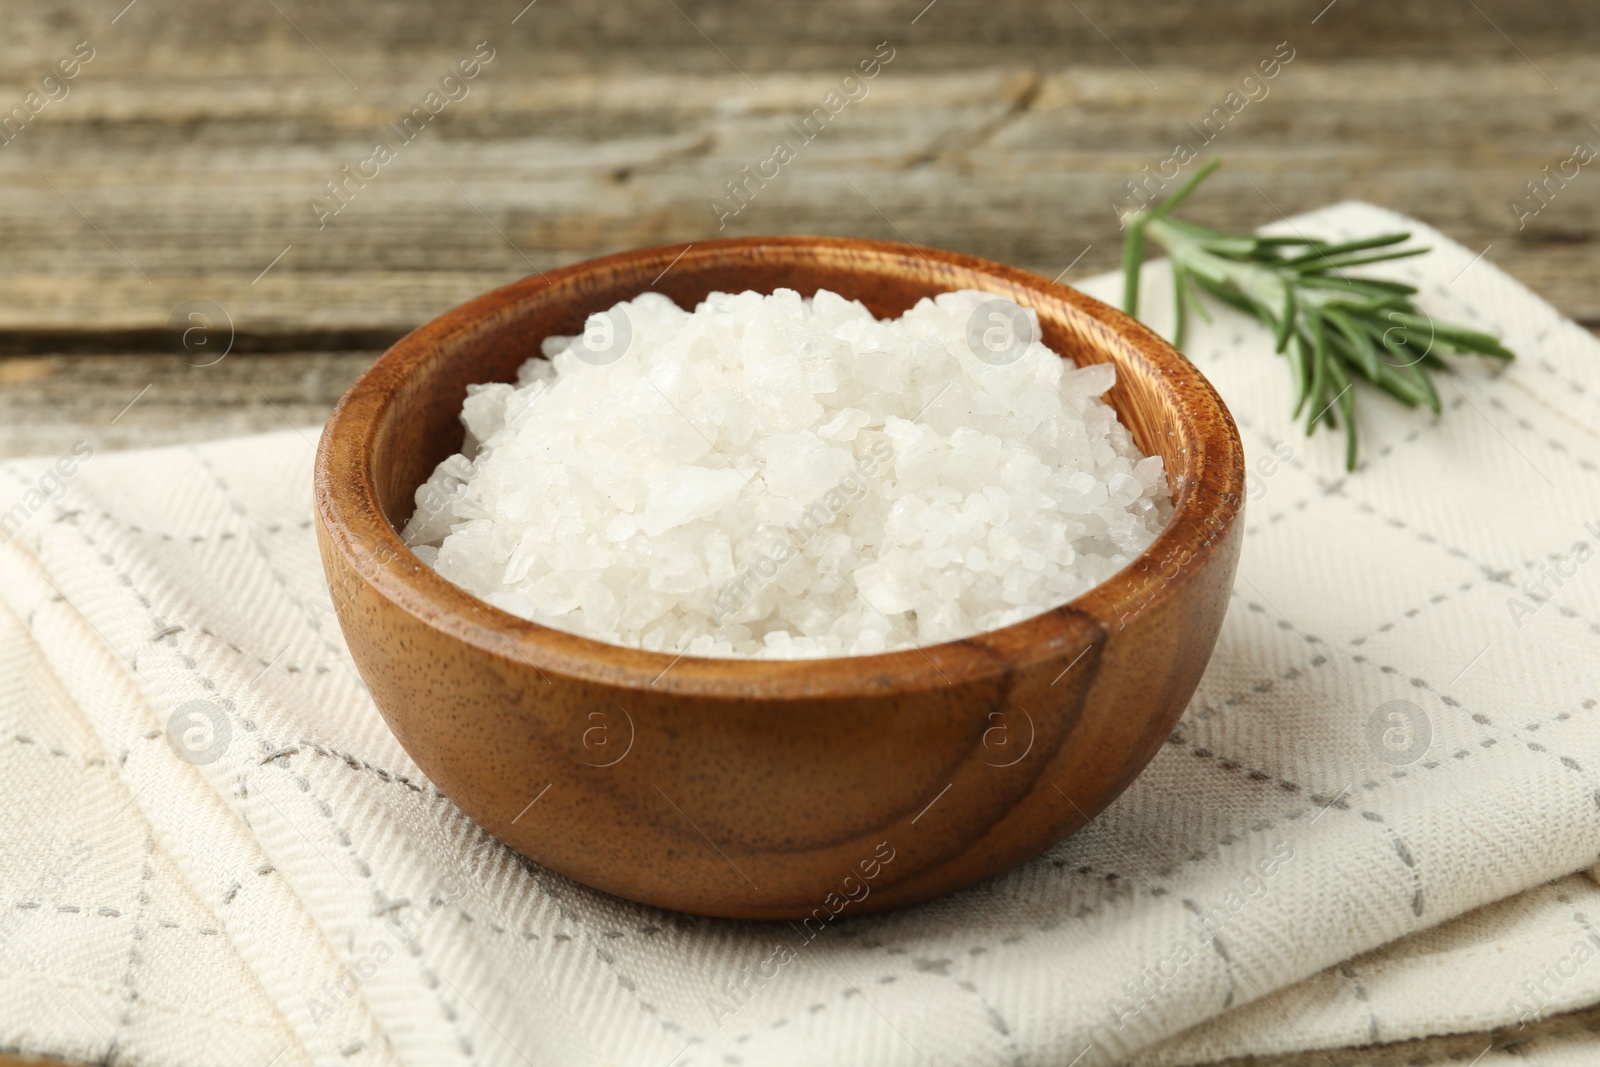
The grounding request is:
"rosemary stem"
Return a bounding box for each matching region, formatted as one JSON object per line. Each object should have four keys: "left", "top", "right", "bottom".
{"left": 1117, "top": 160, "right": 1513, "bottom": 471}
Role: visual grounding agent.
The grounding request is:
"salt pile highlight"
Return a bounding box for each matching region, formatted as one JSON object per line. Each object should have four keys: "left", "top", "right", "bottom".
{"left": 403, "top": 288, "right": 1172, "bottom": 659}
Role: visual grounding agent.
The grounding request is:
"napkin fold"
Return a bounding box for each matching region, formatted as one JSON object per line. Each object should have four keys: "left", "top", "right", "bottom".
{"left": 3, "top": 202, "right": 1600, "bottom": 1067}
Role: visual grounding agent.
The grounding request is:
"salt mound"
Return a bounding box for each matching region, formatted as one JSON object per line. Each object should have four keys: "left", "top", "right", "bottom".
{"left": 402, "top": 288, "right": 1172, "bottom": 659}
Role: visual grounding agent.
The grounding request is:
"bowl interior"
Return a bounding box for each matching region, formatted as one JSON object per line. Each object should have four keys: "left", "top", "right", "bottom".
{"left": 370, "top": 239, "right": 1193, "bottom": 533}
{"left": 330, "top": 236, "right": 1238, "bottom": 688}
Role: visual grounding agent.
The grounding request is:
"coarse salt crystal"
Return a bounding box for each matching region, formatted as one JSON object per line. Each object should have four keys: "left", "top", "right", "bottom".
{"left": 403, "top": 288, "right": 1173, "bottom": 659}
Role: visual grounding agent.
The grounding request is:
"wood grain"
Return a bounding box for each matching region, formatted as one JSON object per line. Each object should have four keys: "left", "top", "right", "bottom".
{"left": 0, "top": 352, "right": 371, "bottom": 459}
{"left": 3, "top": 1, "right": 1597, "bottom": 460}
{"left": 0, "top": 0, "right": 1595, "bottom": 348}
{"left": 4, "top": 56, "right": 1598, "bottom": 328}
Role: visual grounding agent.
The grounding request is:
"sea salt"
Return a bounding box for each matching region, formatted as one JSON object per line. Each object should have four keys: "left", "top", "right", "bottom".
{"left": 402, "top": 288, "right": 1173, "bottom": 659}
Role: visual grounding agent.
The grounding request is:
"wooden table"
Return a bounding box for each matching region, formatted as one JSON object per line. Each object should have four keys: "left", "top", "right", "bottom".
{"left": 2, "top": 0, "right": 1596, "bottom": 461}
{"left": 1, "top": 2, "right": 1597, "bottom": 1064}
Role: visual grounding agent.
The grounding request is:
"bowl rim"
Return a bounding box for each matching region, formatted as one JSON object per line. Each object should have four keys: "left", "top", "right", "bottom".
{"left": 315, "top": 236, "right": 1244, "bottom": 700}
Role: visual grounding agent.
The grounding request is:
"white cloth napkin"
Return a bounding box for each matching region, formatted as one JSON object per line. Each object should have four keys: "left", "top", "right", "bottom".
{"left": 4, "top": 202, "right": 1600, "bottom": 1067}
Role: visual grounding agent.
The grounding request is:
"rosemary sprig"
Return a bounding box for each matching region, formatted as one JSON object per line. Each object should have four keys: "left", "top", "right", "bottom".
{"left": 1121, "top": 159, "right": 1514, "bottom": 470}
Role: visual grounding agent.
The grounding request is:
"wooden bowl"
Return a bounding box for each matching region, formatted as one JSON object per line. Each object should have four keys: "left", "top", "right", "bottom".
{"left": 314, "top": 237, "right": 1245, "bottom": 920}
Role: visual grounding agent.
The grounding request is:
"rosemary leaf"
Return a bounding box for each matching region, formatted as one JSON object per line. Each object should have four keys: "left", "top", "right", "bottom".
{"left": 1119, "top": 160, "right": 1514, "bottom": 470}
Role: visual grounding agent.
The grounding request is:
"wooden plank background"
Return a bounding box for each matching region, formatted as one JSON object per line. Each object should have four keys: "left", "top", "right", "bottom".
{"left": 1, "top": 0, "right": 1597, "bottom": 460}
